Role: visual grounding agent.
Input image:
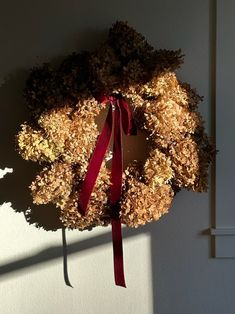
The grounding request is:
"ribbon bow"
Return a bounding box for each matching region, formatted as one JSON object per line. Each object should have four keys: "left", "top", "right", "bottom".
{"left": 78, "top": 94, "right": 136, "bottom": 287}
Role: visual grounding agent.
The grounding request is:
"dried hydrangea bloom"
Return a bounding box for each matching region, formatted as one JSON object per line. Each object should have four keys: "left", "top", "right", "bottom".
{"left": 109, "top": 21, "right": 154, "bottom": 61}
{"left": 18, "top": 98, "right": 102, "bottom": 165}
{"left": 62, "top": 110, "right": 99, "bottom": 164}
{"left": 38, "top": 106, "right": 73, "bottom": 147}
{"left": 169, "top": 135, "right": 212, "bottom": 191}
{"left": 89, "top": 43, "right": 121, "bottom": 93}
{"left": 77, "top": 96, "right": 105, "bottom": 118}
{"left": 138, "top": 71, "right": 178, "bottom": 98}
{"left": 123, "top": 59, "right": 147, "bottom": 86}
{"left": 121, "top": 178, "right": 174, "bottom": 228}
{"left": 122, "top": 90, "right": 145, "bottom": 109}
{"left": 16, "top": 21, "right": 214, "bottom": 231}
{"left": 143, "top": 148, "right": 174, "bottom": 188}
{"left": 153, "top": 49, "right": 183, "bottom": 72}
{"left": 30, "top": 162, "right": 74, "bottom": 206}
{"left": 138, "top": 71, "right": 202, "bottom": 110}
{"left": 58, "top": 52, "right": 90, "bottom": 101}
{"left": 60, "top": 166, "right": 111, "bottom": 230}
{"left": 24, "top": 65, "right": 63, "bottom": 116}
{"left": 142, "top": 98, "right": 202, "bottom": 147}
{"left": 17, "top": 124, "right": 62, "bottom": 162}
{"left": 60, "top": 191, "right": 108, "bottom": 230}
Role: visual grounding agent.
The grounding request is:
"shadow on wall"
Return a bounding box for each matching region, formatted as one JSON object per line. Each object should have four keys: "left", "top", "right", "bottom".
{"left": 0, "top": 28, "right": 109, "bottom": 232}
{"left": 0, "top": 223, "right": 154, "bottom": 279}
{"left": 0, "top": 70, "right": 63, "bottom": 230}
{"left": 0, "top": 41, "right": 157, "bottom": 311}
{"left": 0, "top": 221, "right": 157, "bottom": 308}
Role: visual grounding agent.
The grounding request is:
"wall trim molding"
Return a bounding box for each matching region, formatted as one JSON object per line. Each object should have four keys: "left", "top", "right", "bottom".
{"left": 211, "top": 1, "right": 235, "bottom": 259}
{"left": 211, "top": 228, "right": 235, "bottom": 236}
{"left": 211, "top": 228, "right": 235, "bottom": 258}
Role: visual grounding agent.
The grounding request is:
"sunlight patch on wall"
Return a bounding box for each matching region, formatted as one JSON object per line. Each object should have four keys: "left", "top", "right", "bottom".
{"left": 0, "top": 202, "right": 13, "bottom": 210}
{"left": 0, "top": 167, "right": 13, "bottom": 179}
{"left": 0, "top": 167, "right": 13, "bottom": 208}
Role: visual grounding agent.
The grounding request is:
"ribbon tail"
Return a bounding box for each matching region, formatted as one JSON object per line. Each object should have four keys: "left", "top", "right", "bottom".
{"left": 79, "top": 105, "right": 113, "bottom": 215}
{"left": 110, "top": 102, "right": 126, "bottom": 287}
{"left": 111, "top": 218, "right": 126, "bottom": 287}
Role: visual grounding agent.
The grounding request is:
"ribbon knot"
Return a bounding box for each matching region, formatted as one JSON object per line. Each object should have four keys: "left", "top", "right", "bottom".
{"left": 78, "top": 95, "right": 136, "bottom": 288}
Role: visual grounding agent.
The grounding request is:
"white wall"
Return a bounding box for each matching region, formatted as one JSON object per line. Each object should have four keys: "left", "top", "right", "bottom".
{"left": 1, "top": 1, "right": 235, "bottom": 313}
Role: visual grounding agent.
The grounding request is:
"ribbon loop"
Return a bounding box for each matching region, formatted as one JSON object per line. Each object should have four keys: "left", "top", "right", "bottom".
{"left": 119, "top": 98, "right": 136, "bottom": 136}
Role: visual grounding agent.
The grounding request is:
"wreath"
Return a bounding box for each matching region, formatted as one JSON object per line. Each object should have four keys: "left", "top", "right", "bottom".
{"left": 16, "top": 21, "right": 214, "bottom": 287}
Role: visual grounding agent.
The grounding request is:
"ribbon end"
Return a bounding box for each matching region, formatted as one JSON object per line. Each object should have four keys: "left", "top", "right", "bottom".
{"left": 112, "top": 218, "right": 126, "bottom": 288}
{"left": 115, "top": 280, "right": 126, "bottom": 288}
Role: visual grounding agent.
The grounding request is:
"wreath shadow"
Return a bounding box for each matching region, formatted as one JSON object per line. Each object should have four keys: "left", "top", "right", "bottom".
{"left": 0, "top": 70, "right": 63, "bottom": 231}
{"left": 0, "top": 28, "right": 109, "bottom": 232}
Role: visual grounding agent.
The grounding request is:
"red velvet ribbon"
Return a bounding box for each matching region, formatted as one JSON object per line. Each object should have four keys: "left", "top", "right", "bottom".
{"left": 79, "top": 95, "right": 135, "bottom": 288}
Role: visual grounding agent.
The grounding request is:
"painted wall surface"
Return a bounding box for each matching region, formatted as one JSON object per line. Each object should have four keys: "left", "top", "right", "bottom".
{"left": 0, "top": 1, "right": 235, "bottom": 314}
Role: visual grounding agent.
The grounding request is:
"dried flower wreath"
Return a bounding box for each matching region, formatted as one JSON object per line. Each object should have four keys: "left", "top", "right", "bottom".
{"left": 17, "top": 21, "right": 214, "bottom": 287}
